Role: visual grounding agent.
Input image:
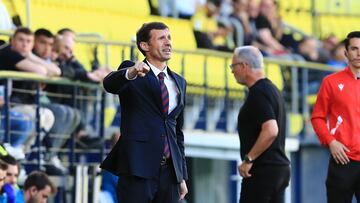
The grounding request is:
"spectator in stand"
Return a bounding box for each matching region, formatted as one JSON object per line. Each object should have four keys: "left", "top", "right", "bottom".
{"left": 33, "top": 29, "right": 54, "bottom": 63}
{"left": 254, "top": 0, "right": 287, "bottom": 56}
{"left": 192, "top": 0, "right": 233, "bottom": 51}
{"left": 0, "top": 26, "right": 56, "bottom": 144}
{"left": 16, "top": 171, "right": 56, "bottom": 203}
{"left": 0, "top": 155, "right": 19, "bottom": 187}
{"left": 52, "top": 29, "right": 110, "bottom": 143}
{"left": 53, "top": 30, "right": 110, "bottom": 84}
{"left": 296, "top": 37, "right": 329, "bottom": 94}
{"left": 327, "top": 41, "right": 347, "bottom": 70}
{"left": 0, "top": 27, "right": 60, "bottom": 76}
{"left": 0, "top": 155, "right": 20, "bottom": 203}
{"left": 229, "top": 0, "right": 255, "bottom": 46}
{"left": 322, "top": 34, "right": 340, "bottom": 55}
{"left": 0, "top": 86, "right": 32, "bottom": 148}
{"left": 0, "top": 160, "right": 8, "bottom": 203}
{"left": 0, "top": 27, "right": 62, "bottom": 174}
{"left": 57, "top": 28, "right": 76, "bottom": 41}
{"left": 33, "top": 28, "right": 81, "bottom": 175}
{"left": 247, "top": 0, "right": 259, "bottom": 29}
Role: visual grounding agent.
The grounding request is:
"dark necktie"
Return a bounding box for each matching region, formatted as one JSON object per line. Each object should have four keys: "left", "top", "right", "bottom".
{"left": 158, "top": 72, "right": 170, "bottom": 158}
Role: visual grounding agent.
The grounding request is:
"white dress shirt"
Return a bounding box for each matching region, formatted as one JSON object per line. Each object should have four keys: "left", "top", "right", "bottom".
{"left": 125, "top": 61, "right": 179, "bottom": 114}
{"left": 147, "top": 61, "right": 179, "bottom": 114}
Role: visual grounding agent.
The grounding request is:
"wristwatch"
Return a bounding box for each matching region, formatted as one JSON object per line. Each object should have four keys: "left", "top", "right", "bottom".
{"left": 244, "top": 154, "right": 254, "bottom": 164}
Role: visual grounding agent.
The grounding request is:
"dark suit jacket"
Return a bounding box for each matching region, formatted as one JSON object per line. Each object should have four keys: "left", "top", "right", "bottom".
{"left": 100, "top": 60, "right": 188, "bottom": 183}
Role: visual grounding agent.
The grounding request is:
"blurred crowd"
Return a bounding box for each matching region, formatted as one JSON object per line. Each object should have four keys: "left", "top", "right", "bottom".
{"left": 0, "top": 25, "right": 113, "bottom": 202}
{"left": 152, "top": 0, "right": 348, "bottom": 99}
{"left": 154, "top": 0, "right": 347, "bottom": 68}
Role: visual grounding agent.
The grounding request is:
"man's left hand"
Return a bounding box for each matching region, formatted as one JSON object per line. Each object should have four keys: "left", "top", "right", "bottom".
{"left": 238, "top": 162, "right": 253, "bottom": 178}
{"left": 179, "top": 180, "right": 188, "bottom": 200}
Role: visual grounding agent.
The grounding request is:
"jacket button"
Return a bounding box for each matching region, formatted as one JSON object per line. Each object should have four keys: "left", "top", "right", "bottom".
{"left": 161, "top": 134, "right": 165, "bottom": 137}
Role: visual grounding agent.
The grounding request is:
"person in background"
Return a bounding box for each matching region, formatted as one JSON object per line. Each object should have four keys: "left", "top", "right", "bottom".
{"left": 0, "top": 27, "right": 56, "bottom": 153}
{"left": 229, "top": 0, "right": 254, "bottom": 46}
{"left": 0, "top": 155, "right": 20, "bottom": 203}
{"left": 0, "top": 85, "right": 32, "bottom": 149}
{"left": 0, "top": 27, "right": 61, "bottom": 76}
{"left": 254, "top": 0, "right": 286, "bottom": 55}
{"left": 230, "top": 46, "right": 290, "bottom": 202}
{"left": 327, "top": 41, "right": 347, "bottom": 70}
{"left": 54, "top": 28, "right": 111, "bottom": 83}
{"left": 33, "top": 28, "right": 81, "bottom": 175}
{"left": 312, "top": 31, "right": 360, "bottom": 203}
{"left": 0, "top": 159, "right": 8, "bottom": 203}
{"left": 17, "top": 171, "right": 56, "bottom": 203}
{"left": 50, "top": 30, "right": 111, "bottom": 148}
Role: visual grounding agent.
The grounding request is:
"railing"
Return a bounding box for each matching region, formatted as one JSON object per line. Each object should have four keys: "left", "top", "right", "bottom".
{"left": 0, "top": 29, "right": 339, "bottom": 136}
{"left": 0, "top": 28, "right": 340, "bottom": 203}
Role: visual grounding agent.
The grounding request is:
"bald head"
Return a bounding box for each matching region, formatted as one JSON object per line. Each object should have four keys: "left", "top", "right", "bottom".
{"left": 234, "top": 46, "right": 264, "bottom": 70}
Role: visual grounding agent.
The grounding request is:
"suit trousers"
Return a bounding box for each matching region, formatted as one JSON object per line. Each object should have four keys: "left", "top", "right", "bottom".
{"left": 239, "top": 164, "right": 290, "bottom": 203}
{"left": 116, "top": 161, "right": 180, "bottom": 203}
{"left": 326, "top": 157, "right": 360, "bottom": 203}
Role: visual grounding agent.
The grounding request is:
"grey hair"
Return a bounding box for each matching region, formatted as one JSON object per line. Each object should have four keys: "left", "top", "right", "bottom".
{"left": 234, "top": 46, "right": 264, "bottom": 70}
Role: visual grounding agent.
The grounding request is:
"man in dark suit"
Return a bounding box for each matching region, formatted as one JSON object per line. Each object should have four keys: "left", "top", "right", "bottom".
{"left": 100, "top": 22, "right": 188, "bottom": 203}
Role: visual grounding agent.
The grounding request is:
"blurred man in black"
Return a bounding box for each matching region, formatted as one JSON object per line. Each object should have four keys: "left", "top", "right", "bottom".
{"left": 230, "top": 46, "right": 290, "bottom": 203}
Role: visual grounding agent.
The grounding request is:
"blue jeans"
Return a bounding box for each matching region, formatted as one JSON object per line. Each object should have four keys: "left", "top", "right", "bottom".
{"left": 0, "top": 110, "right": 33, "bottom": 147}
{"left": 43, "top": 103, "right": 81, "bottom": 149}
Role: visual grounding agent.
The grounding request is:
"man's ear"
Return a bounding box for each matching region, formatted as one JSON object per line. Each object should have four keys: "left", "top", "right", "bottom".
{"left": 139, "top": 42, "right": 149, "bottom": 52}
{"left": 30, "top": 186, "right": 38, "bottom": 195}
{"left": 344, "top": 50, "right": 348, "bottom": 57}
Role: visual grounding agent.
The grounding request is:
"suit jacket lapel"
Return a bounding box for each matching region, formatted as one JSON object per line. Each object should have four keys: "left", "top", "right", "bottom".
{"left": 167, "top": 68, "right": 183, "bottom": 116}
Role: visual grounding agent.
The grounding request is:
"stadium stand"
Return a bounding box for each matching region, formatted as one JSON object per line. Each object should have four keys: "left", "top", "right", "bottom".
{"left": 1, "top": 0, "right": 358, "bottom": 202}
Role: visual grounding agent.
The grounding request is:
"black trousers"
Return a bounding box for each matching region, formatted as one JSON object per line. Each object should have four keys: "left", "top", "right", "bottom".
{"left": 116, "top": 162, "right": 180, "bottom": 203}
{"left": 326, "top": 157, "right": 360, "bottom": 203}
{"left": 239, "top": 164, "right": 290, "bottom": 203}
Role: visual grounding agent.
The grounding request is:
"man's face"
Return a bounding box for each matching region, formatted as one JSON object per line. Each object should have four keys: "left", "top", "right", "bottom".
{"left": 11, "top": 33, "right": 34, "bottom": 56}
{"left": 144, "top": 29, "right": 172, "bottom": 62}
{"left": 28, "top": 185, "right": 51, "bottom": 203}
{"left": 5, "top": 164, "right": 18, "bottom": 186}
{"left": 0, "top": 169, "right": 6, "bottom": 190}
{"left": 58, "top": 36, "right": 75, "bottom": 61}
{"left": 34, "top": 35, "right": 54, "bottom": 59}
{"left": 231, "top": 56, "right": 247, "bottom": 85}
{"left": 345, "top": 38, "right": 360, "bottom": 69}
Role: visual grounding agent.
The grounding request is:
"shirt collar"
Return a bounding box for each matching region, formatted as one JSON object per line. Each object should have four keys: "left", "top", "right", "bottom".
{"left": 146, "top": 60, "right": 169, "bottom": 79}
{"left": 345, "top": 66, "right": 360, "bottom": 80}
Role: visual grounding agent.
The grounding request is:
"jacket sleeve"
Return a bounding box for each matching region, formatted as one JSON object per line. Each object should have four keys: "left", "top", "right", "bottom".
{"left": 103, "top": 60, "right": 135, "bottom": 94}
{"left": 311, "top": 78, "right": 334, "bottom": 146}
{"left": 176, "top": 81, "right": 188, "bottom": 180}
{"left": 71, "top": 60, "right": 90, "bottom": 81}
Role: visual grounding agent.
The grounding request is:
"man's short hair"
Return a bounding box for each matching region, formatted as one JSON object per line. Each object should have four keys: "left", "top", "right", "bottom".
{"left": 136, "top": 22, "right": 168, "bottom": 56}
{"left": 344, "top": 31, "right": 360, "bottom": 50}
{"left": 24, "top": 171, "right": 56, "bottom": 194}
{"left": 0, "top": 155, "right": 17, "bottom": 166}
{"left": 35, "top": 28, "right": 54, "bottom": 38}
{"left": 0, "top": 155, "right": 19, "bottom": 170}
{"left": 0, "top": 160, "right": 8, "bottom": 171}
{"left": 13, "top": 27, "right": 33, "bottom": 38}
{"left": 57, "top": 28, "right": 75, "bottom": 35}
